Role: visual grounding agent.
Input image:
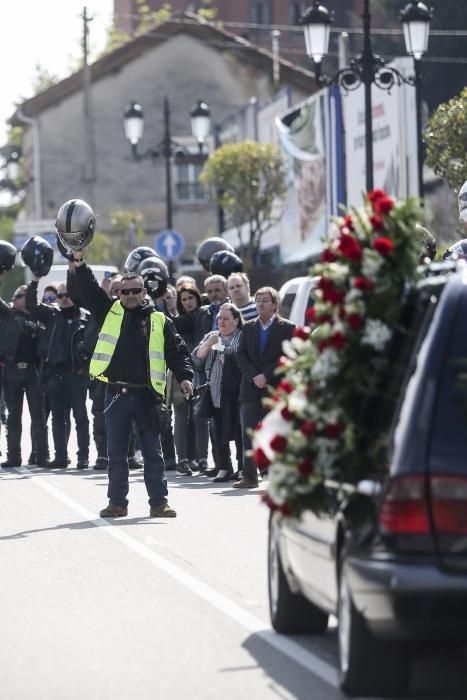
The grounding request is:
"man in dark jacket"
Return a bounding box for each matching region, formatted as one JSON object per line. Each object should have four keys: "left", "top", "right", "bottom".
{"left": 235, "top": 287, "right": 295, "bottom": 488}
{"left": 26, "top": 278, "right": 90, "bottom": 469}
{"left": 73, "top": 254, "right": 193, "bottom": 518}
{"left": 0, "top": 284, "right": 49, "bottom": 467}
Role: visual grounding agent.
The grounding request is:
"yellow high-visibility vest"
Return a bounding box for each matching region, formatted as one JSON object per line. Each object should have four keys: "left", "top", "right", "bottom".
{"left": 89, "top": 301, "right": 166, "bottom": 394}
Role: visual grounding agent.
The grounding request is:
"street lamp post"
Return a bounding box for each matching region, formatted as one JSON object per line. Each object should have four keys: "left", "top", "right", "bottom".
{"left": 300, "top": 0, "right": 432, "bottom": 196}
{"left": 124, "top": 97, "right": 211, "bottom": 277}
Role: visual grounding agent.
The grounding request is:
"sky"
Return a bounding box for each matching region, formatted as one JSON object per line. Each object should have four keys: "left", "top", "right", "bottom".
{"left": 0, "top": 1, "right": 114, "bottom": 146}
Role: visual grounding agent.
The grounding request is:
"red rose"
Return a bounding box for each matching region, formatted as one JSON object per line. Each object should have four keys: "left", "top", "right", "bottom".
{"left": 300, "top": 420, "right": 316, "bottom": 436}
{"left": 255, "top": 421, "right": 263, "bottom": 432}
{"left": 338, "top": 305, "right": 346, "bottom": 321}
{"left": 373, "top": 237, "right": 395, "bottom": 256}
{"left": 370, "top": 214, "right": 384, "bottom": 232}
{"left": 270, "top": 435, "right": 287, "bottom": 452}
{"left": 254, "top": 447, "right": 271, "bottom": 469}
{"left": 323, "top": 288, "right": 345, "bottom": 305}
{"left": 305, "top": 307, "right": 317, "bottom": 324}
{"left": 367, "top": 188, "right": 387, "bottom": 203}
{"left": 373, "top": 196, "right": 394, "bottom": 215}
{"left": 281, "top": 406, "right": 294, "bottom": 421}
{"left": 293, "top": 326, "right": 310, "bottom": 340}
{"left": 347, "top": 313, "right": 364, "bottom": 330}
{"left": 325, "top": 423, "right": 343, "bottom": 438}
{"left": 262, "top": 493, "right": 278, "bottom": 511}
{"left": 318, "top": 338, "right": 329, "bottom": 353}
{"left": 321, "top": 248, "right": 337, "bottom": 263}
{"left": 318, "top": 276, "right": 334, "bottom": 292}
{"left": 330, "top": 331, "right": 346, "bottom": 350}
{"left": 279, "top": 502, "right": 291, "bottom": 516}
{"left": 343, "top": 214, "right": 355, "bottom": 231}
{"left": 298, "top": 457, "right": 314, "bottom": 475}
{"left": 278, "top": 380, "right": 294, "bottom": 394}
{"left": 338, "top": 233, "right": 363, "bottom": 262}
{"left": 354, "top": 276, "right": 375, "bottom": 291}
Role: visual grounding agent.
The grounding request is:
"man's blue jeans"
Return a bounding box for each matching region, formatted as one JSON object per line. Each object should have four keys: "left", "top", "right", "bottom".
{"left": 104, "top": 387, "right": 167, "bottom": 507}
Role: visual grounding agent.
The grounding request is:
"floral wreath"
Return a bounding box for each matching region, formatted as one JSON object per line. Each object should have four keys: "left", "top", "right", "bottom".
{"left": 252, "top": 190, "right": 424, "bottom": 518}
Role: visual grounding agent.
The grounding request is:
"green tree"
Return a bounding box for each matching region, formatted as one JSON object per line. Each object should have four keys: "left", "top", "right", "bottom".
{"left": 424, "top": 87, "right": 467, "bottom": 193}
{"left": 199, "top": 141, "right": 286, "bottom": 273}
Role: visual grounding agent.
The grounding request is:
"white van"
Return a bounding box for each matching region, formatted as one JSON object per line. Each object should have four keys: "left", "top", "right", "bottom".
{"left": 278, "top": 276, "right": 319, "bottom": 326}
{"left": 32, "top": 264, "right": 119, "bottom": 299}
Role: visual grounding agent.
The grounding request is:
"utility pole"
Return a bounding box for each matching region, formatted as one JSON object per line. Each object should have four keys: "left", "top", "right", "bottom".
{"left": 82, "top": 6, "right": 96, "bottom": 193}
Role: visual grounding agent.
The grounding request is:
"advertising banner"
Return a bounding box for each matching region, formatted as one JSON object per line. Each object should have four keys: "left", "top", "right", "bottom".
{"left": 276, "top": 87, "right": 344, "bottom": 263}
{"left": 342, "top": 57, "right": 418, "bottom": 209}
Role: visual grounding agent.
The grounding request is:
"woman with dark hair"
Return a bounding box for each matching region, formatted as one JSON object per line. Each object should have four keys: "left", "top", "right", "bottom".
{"left": 171, "top": 284, "right": 209, "bottom": 475}
{"left": 192, "top": 302, "right": 244, "bottom": 482}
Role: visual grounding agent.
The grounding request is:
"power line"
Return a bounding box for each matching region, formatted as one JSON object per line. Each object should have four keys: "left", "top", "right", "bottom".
{"left": 109, "top": 13, "right": 467, "bottom": 38}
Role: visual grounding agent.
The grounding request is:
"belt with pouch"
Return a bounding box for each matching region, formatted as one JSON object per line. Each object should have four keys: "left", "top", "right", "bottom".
{"left": 107, "top": 381, "right": 148, "bottom": 395}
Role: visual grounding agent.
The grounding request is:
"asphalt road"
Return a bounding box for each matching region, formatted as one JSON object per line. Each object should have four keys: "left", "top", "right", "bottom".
{"left": 1, "top": 410, "right": 465, "bottom": 700}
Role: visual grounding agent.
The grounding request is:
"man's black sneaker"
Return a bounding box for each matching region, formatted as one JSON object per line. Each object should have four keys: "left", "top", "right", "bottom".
{"left": 128, "top": 458, "right": 143, "bottom": 469}
{"left": 77, "top": 461, "right": 89, "bottom": 470}
{"left": 48, "top": 459, "right": 68, "bottom": 469}
{"left": 176, "top": 459, "right": 192, "bottom": 476}
{"left": 1, "top": 460, "right": 21, "bottom": 469}
{"left": 92, "top": 458, "right": 108, "bottom": 471}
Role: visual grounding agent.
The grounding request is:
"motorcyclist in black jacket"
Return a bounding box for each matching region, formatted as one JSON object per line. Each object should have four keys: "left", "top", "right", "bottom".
{"left": 26, "top": 277, "right": 90, "bottom": 469}
{"left": 0, "top": 283, "right": 49, "bottom": 467}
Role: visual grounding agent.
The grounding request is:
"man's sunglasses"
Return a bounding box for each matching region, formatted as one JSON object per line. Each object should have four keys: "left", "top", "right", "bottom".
{"left": 120, "top": 287, "right": 144, "bottom": 296}
{"left": 13, "top": 293, "right": 25, "bottom": 300}
{"left": 42, "top": 295, "right": 57, "bottom": 303}
{"left": 57, "top": 292, "right": 70, "bottom": 299}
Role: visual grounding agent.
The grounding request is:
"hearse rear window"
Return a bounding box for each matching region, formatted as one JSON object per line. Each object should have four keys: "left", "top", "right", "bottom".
{"left": 429, "top": 294, "right": 467, "bottom": 474}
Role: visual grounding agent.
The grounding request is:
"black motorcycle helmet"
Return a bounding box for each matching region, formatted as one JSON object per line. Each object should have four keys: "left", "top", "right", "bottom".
{"left": 209, "top": 250, "right": 243, "bottom": 276}
{"left": 442, "top": 239, "right": 467, "bottom": 262}
{"left": 139, "top": 256, "right": 169, "bottom": 298}
{"left": 55, "top": 199, "right": 96, "bottom": 251}
{"left": 0, "top": 240, "right": 17, "bottom": 274}
{"left": 123, "top": 246, "right": 157, "bottom": 273}
{"left": 21, "top": 236, "right": 54, "bottom": 277}
{"left": 196, "top": 237, "right": 234, "bottom": 271}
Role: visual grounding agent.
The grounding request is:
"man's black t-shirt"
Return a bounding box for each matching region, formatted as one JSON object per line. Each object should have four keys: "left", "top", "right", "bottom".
{"left": 104, "top": 305, "right": 149, "bottom": 385}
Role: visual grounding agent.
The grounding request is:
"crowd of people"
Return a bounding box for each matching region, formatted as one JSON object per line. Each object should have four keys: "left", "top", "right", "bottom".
{"left": 0, "top": 233, "right": 295, "bottom": 517}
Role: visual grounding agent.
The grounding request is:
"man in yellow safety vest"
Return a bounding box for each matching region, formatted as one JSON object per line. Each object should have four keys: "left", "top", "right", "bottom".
{"left": 72, "top": 252, "right": 193, "bottom": 518}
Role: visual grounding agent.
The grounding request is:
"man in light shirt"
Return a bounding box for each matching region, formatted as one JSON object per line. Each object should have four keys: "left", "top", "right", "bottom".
{"left": 227, "top": 273, "right": 257, "bottom": 321}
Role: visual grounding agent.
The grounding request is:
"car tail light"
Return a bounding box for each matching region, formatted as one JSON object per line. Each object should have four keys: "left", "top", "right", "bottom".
{"left": 380, "top": 474, "right": 467, "bottom": 535}
{"left": 379, "top": 475, "right": 430, "bottom": 534}
{"left": 430, "top": 475, "right": 467, "bottom": 534}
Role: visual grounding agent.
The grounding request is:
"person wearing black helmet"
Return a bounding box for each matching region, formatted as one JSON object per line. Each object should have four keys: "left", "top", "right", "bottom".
{"left": 26, "top": 276, "right": 90, "bottom": 470}
{"left": 72, "top": 247, "right": 194, "bottom": 519}
{"left": 0, "top": 282, "right": 49, "bottom": 468}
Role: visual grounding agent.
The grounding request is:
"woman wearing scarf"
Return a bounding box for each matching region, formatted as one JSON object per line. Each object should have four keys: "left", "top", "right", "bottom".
{"left": 192, "top": 303, "right": 243, "bottom": 482}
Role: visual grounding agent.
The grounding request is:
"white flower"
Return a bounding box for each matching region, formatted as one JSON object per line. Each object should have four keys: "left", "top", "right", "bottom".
{"left": 288, "top": 390, "right": 308, "bottom": 415}
{"left": 361, "top": 319, "right": 392, "bottom": 351}
{"left": 311, "top": 348, "right": 340, "bottom": 381}
{"left": 361, "top": 249, "right": 383, "bottom": 279}
{"left": 282, "top": 339, "right": 297, "bottom": 359}
{"left": 345, "top": 288, "right": 363, "bottom": 302}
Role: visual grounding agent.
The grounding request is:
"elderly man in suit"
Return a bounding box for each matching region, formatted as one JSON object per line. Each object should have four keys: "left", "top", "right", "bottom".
{"left": 235, "top": 286, "right": 295, "bottom": 488}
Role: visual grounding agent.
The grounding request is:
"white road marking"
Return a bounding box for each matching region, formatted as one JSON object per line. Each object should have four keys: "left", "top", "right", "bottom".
{"left": 16, "top": 466, "right": 339, "bottom": 690}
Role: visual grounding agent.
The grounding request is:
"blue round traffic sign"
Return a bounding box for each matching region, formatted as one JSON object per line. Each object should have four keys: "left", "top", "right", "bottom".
{"left": 155, "top": 230, "right": 185, "bottom": 261}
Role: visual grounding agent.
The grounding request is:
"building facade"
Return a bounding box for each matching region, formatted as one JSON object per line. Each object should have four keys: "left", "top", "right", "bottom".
{"left": 12, "top": 16, "right": 312, "bottom": 268}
